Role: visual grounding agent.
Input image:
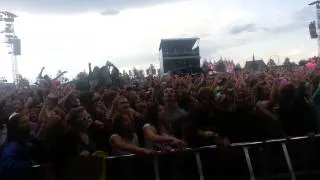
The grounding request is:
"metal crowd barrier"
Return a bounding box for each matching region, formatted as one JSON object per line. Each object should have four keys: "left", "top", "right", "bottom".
{"left": 33, "top": 134, "right": 320, "bottom": 180}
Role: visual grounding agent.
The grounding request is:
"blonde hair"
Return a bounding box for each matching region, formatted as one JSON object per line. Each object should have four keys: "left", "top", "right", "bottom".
{"left": 109, "top": 95, "right": 136, "bottom": 123}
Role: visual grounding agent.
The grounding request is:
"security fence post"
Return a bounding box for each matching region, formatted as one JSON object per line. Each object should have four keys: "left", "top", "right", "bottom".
{"left": 281, "top": 143, "right": 296, "bottom": 180}
{"left": 243, "top": 146, "right": 256, "bottom": 180}
{"left": 154, "top": 156, "right": 160, "bottom": 180}
{"left": 195, "top": 152, "right": 204, "bottom": 180}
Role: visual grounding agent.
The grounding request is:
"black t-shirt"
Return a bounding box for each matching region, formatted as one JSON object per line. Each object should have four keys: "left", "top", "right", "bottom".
{"left": 185, "top": 104, "right": 228, "bottom": 147}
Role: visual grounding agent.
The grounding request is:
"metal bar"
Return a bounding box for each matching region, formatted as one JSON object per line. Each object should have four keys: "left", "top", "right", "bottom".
{"left": 154, "top": 156, "right": 160, "bottom": 180}
{"left": 105, "top": 134, "right": 320, "bottom": 159}
{"left": 243, "top": 147, "right": 256, "bottom": 180}
{"left": 195, "top": 152, "right": 204, "bottom": 180}
{"left": 281, "top": 143, "right": 296, "bottom": 180}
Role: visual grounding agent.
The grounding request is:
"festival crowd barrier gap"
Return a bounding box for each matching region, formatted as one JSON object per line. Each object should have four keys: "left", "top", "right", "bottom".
{"left": 32, "top": 134, "right": 320, "bottom": 180}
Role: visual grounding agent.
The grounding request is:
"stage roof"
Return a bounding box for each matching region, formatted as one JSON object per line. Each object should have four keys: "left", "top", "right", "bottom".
{"left": 159, "top": 38, "right": 199, "bottom": 51}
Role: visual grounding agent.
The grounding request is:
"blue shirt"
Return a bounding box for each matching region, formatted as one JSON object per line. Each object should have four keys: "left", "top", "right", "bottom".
{"left": 0, "top": 141, "right": 32, "bottom": 179}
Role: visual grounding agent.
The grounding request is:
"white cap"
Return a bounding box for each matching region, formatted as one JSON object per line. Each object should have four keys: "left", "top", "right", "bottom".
{"left": 9, "top": 112, "right": 19, "bottom": 121}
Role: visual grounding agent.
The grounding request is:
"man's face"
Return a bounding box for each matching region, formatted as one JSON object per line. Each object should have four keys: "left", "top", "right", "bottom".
{"left": 19, "top": 115, "right": 30, "bottom": 133}
{"left": 164, "top": 88, "right": 176, "bottom": 102}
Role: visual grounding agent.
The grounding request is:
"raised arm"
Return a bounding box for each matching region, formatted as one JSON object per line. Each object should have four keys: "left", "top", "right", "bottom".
{"left": 37, "top": 67, "right": 45, "bottom": 79}
{"left": 53, "top": 71, "right": 67, "bottom": 80}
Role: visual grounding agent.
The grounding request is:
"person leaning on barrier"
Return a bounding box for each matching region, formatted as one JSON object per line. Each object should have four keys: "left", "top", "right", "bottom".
{"left": 185, "top": 87, "right": 231, "bottom": 147}
{"left": 110, "top": 113, "right": 155, "bottom": 155}
{"left": 143, "top": 104, "right": 187, "bottom": 151}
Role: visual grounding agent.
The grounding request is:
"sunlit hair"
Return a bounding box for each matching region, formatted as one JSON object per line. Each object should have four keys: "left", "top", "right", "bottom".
{"left": 109, "top": 95, "right": 122, "bottom": 118}
{"left": 112, "top": 113, "right": 134, "bottom": 137}
{"left": 109, "top": 95, "right": 128, "bottom": 120}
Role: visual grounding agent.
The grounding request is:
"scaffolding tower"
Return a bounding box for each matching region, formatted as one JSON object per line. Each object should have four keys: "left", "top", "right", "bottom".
{"left": 0, "top": 11, "right": 21, "bottom": 84}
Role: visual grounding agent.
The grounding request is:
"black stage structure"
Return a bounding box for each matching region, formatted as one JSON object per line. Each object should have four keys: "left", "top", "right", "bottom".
{"left": 159, "top": 38, "right": 201, "bottom": 77}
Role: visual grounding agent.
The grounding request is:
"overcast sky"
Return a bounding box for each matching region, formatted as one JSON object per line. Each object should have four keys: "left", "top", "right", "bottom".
{"left": 0, "top": 0, "right": 317, "bottom": 82}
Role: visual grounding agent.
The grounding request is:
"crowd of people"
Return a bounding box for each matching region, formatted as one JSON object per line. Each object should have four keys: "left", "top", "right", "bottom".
{"left": 0, "top": 61, "right": 320, "bottom": 180}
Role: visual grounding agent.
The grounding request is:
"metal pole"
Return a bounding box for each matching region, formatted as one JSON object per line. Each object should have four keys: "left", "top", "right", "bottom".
{"left": 153, "top": 156, "right": 160, "bottom": 180}
{"left": 317, "top": 4, "right": 320, "bottom": 57}
{"left": 11, "top": 50, "right": 18, "bottom": 84}
{"left": 243, "top": 147, "right": 256, "bottom": 180}
{"left": 195, "top": 152, "right": 204, "bottom": 180}
{"left": 281, "top": 143, "right": 296, "bottom": 180}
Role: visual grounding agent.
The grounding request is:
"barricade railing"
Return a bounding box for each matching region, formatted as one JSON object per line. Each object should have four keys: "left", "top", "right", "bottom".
{"left": 33, "top": 134, "right": 320, "bottom": 180}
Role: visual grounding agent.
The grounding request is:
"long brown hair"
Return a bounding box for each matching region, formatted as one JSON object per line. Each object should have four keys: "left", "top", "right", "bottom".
{"left": 145, "top": 104, "right": 172, "bottom": 135}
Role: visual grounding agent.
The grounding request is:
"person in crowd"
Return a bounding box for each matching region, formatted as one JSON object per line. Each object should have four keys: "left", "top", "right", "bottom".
{"left": 111, "top": 95, "right": 145, "bottom": 146}
{"left": 186, "top": 87, "right": 230, "bottom": 147}
{"left": 162, "top": 87, "right": 188, "bottom": 139}
{"left": 163, "top": 87, "right": 187, "bottom": 124}
{"left": 0, "top": 58, "right": 320, "bottom": 179}
{"left": 0, "top": 113, "right": 33, "bottom": 180}
{"left": 279, "top": 83, "right": 318, "bottom": 136}
{"left": 144, "top": 104, "right": 186, "bottom": 151}
{"left": 68, "top": 106, "right": 100, "bottom": 157}
{"left": 110, "top": 113, "right": 154, "bottom": 155}
{"left": 79, "top": 91, "right": 110, "bottom": 151}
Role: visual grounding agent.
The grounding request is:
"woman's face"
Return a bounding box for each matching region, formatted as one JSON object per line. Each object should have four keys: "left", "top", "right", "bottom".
{"left": 157, "top": 105, "right": 165, "bottom": 120}
{"left": 116, "top": 97, "right": 130, "bottom": 113}
{"left": 122, "top": 115, "right": 134, "bottom": 131}
{"left": 29, "top": 108, "right": 40, "bottom": 122}
{"left": 93, "top": 94, "right": 106, "bottom": 110}
{"left": 135, "top": 100, "right": 147, "bottom": 113}
{"left": 79, "top": 110, "right": 93, "bottom": 129}
{"left": 19, "top": 115, "right": 30, "bottom": 132}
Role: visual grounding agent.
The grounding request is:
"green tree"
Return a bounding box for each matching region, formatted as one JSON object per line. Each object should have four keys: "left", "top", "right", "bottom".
{"left": 128, "top": 70, "right": 133, "bottom": 78}
{"left": 283, "top": 57, "right": 291, "bottom": 66}
{"left": 298, "top": 60, "right": 307, "bottom": 66}
{"left": 267, "top": 59, "right": 276, "bottom": 67}
{"left": 138, "top": 69, "right": 145, "bottom": 79}
{"left": 146, "top": 64, "right": 156, "bottom": 77}
{"left": 234, "top": 63, "right": 242, "bottom": 71}
{"left": 215, "top": 60, "right": 226, "bottom": 72}
{"left": 133, "top": 67, "right": 139, "bottom": 78}
{"left": 76, "top": 71, "right": 88, "bottom": 80}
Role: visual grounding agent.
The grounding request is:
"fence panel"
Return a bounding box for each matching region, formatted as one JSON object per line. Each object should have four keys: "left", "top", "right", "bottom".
{"left": 64, "top": 156, "right": 104, "bottom": 180}
{"left": 286, "top": 137, "right": 320, "bottom": 179}
{"left": 29, "top": 135, "right": 320, "bottom": 180}
{"left": 249, "top": 142, "right": 293, "bottom": 180}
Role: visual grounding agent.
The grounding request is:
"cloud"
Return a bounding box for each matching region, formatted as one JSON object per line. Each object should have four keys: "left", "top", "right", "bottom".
{"left": 264, "top": 6, "right": 314, "bottom": 33}
{"left": 0, "top": 0, "right": 185, "bottom": 14}
{"left": 229, "top": 23, "right": 257, "bottom": 34}
{"left": 227, "top": 6, "right": 314, "bottom": 37}
{"left": 100, "top": 9, "right": 120, "bottom": 16}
